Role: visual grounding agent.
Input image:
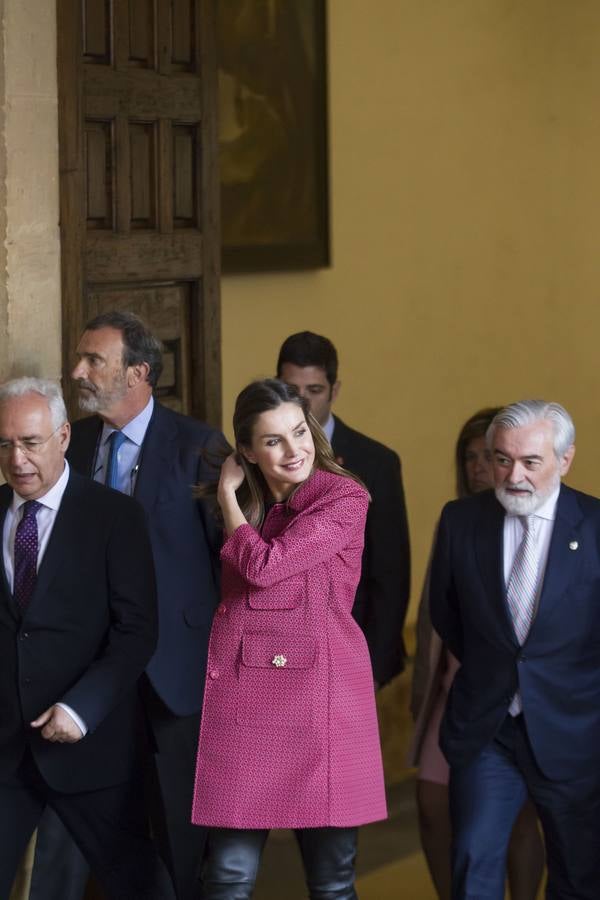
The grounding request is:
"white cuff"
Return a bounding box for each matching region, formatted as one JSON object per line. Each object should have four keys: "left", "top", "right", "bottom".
{"left": 55, "top": 703, "right": 88, "bottom": 737}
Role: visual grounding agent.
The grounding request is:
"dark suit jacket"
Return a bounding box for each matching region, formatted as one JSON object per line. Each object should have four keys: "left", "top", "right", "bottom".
{"left": 0, "top": 471, "right": 157, "bottom": 793}
{"left": 331, "top": 415, "right": 410, "bottom": 685}
{"left": 430, "top": 484, "right": 600, "bottom": 780}
{"left": 67, "top": 402, "right": 223, "bottom": 717}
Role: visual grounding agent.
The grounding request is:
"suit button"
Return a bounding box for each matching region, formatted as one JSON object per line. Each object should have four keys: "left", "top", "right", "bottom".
{"left": 23, "top": 678, "right": 31, "bottom": 685}
{"left": 519, "top": 655, "right": 527, "bottom": 662}
{"left": 209, "top": 669, "right": 219, "bottom": 680}
{"left": 217, "top": 603, "right": 227, "bottom": 615}
{"left": 20, "top": 632, "right": 29, "bottom": 640}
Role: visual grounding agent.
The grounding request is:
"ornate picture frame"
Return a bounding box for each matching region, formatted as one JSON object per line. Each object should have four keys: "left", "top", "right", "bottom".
{"left": 218, "top": 0, "right": 329, "bottom": 273}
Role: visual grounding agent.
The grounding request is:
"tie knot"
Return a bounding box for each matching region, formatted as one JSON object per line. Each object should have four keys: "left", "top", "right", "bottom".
{"left": 109, "top": 430, "right": 127, "bottom": 451}
{"left": 21, "top": 500, "right": 41, "bottom": 520}
{"left": 519, "top": 515, "right": 535, "bottom": 534}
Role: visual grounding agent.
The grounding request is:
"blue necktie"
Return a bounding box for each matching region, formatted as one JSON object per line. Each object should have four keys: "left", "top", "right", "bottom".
{"left": 14, "top": 500, "right": 42, "bottom": 610}
{"left": 105, "top": 431, "right": 127, "bottom": 490}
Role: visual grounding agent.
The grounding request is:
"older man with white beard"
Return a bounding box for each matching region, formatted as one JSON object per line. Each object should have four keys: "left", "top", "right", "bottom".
{"left": 430, "top": 400, "right": 600, "bottom": 900}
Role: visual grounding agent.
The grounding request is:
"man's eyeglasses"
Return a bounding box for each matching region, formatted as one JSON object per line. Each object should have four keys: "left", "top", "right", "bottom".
{"left": 0, "top": 424, "right": 64, "bottom": 457}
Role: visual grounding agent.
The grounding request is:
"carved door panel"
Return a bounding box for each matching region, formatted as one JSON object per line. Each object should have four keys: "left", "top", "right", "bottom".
{"left": 58, "top": 0, "right": 221, "bottom": 424}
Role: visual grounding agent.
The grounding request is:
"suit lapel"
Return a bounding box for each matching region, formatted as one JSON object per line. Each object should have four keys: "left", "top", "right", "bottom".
{"left": 25, "top": 474, "right": 82, "bottom": 615}
{"left": 68, "top": 416, "right": 102, "bottom": 477}
{"left": 534, "top": 485, "right": 584, "bottom": 625}
{"left": 474, "top": 494, "right": 517, "bottom": 644}
{"left": 133, "top": 403, "right": 177, "bottom": 514}
{"left": 0, "top": 488, "right": 18, "bottom": 624}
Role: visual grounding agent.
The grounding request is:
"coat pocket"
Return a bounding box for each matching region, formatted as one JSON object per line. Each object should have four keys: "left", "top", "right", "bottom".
{"left": 236, "top": 631, "right": 318, "bottom": 728}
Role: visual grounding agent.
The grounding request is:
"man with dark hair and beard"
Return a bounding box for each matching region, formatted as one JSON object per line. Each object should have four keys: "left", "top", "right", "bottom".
{"left": 28, "top": 312, "right": 224, "bottom": 900}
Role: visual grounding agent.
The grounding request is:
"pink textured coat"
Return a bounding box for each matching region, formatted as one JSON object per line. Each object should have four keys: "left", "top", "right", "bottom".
{"left": 192, "top": 469, "right": 387, "bottom": 829}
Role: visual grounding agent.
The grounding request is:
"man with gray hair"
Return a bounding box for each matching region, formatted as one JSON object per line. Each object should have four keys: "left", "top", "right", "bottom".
{"left": 431, "top": 399, "right": 600, "bottom": 899}
{"left": 0, "top": 377, "right": 174, "bottom": 898}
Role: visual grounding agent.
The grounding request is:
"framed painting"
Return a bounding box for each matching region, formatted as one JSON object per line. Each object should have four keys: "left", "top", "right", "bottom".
{"left": 217, "top": 0, "right": 329, "bottom": 273}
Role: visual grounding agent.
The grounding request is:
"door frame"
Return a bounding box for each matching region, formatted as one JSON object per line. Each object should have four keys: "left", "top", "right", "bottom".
{"left": 56, "top": 0, "right": 222, "bottom": 427}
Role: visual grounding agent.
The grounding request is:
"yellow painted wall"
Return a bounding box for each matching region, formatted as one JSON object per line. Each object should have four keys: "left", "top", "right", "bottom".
{"left": 221, "top": 0, "right": 600, "bottom": 623}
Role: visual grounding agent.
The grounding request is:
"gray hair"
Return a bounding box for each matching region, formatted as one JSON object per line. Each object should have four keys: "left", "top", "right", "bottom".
{"left": 487, "top": 399, "right": 575, "bottom": 458}
{"left": 0, "top": 377, "right": 68, "bottom": 429}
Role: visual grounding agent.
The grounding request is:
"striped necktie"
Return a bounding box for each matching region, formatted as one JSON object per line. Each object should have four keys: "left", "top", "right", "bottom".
{"left": 506, "top": 515, "right": 538, "bottom": 715}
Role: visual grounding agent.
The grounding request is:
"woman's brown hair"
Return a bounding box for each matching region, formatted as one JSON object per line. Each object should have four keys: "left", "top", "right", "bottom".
{"left": 230, "top": 378, "right": 366, "bottom": 528}
{"left": 455, "top": 407, "right": 501, "bottom": 499}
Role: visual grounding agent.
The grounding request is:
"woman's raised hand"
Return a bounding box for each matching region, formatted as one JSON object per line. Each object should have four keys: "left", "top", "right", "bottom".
{"left": 218, "top": 452, "right": 246, "bottom": 496}
{"left": 217, "top": 453, "right": 248, "bottom": 535}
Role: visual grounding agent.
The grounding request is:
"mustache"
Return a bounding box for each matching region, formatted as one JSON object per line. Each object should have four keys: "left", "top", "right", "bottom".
{"left": 76, "top": 379, "right": 96, "bottom": 393}
{"left": 499, "top": 482, "right": 534, "bottom": 494}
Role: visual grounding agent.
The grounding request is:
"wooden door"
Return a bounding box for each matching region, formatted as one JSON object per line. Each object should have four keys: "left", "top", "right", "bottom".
{"left": 58, "top": 0, "right": 221, "bottom": 426}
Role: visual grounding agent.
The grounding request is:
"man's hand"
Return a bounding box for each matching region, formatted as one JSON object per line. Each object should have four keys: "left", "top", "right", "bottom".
{"left": 31, "top": 705, "right": 84, "bottom": 743}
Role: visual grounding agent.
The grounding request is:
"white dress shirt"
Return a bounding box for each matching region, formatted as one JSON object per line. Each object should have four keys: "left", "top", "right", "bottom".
{"left": 94, "top": 396, "right": 154, "bottom": 494}
{"left": 2, "top": 461, "right": 87, "bottom": 735}
{"left": 322, "top": 414, "right": 335, "bottom": 444}
{"left": 502, "top": 486, "right": 560, "bottom": 597}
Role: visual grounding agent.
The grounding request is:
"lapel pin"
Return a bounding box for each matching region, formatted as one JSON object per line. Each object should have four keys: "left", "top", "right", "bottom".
{"left": 569, "top": 541, "right": 578, "bottom": 550}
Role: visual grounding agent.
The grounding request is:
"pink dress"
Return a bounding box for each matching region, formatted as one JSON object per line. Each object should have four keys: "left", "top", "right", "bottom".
{"left": 407, "top": 543, "right": 460, "bottom": 785}
{"left": 192, "top": 469, "right": 387, "bottom": 829}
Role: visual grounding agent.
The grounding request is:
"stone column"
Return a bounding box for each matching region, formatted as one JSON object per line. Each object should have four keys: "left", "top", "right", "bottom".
{"left": 0, "top": 0, "right": 62, "bottom": 381}
{"left": 0, "top": 2, "right": 61, "bottom": 894}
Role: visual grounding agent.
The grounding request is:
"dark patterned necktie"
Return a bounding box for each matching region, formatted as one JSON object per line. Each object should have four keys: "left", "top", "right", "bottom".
{"left": 105, "top": 430, "right": 127, "bottom": 489}
{"left": 14, "top": 500, "right": 42, "bottom": 610}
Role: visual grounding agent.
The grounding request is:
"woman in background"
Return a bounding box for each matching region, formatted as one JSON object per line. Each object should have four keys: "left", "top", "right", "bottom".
{"left": 409, "top": 408, "right": 545, "bottom": 900}
{"left": 192, "top": 379, "right": 386, "bottom": 899}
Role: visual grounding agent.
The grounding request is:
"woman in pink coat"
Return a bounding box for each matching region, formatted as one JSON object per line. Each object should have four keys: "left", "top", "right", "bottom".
{"left": 192, "top": 378, "right": 387, "bottom": 899}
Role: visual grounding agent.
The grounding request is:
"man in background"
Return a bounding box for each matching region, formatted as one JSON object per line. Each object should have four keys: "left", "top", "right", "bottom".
{"left": 0, "top": 378, "right": 173, "bottom": 899}
{"left": 277, "top": 330, "right": 410, "bottom": 686}
{"left": 30, "top": 312, "right": 223, "bottom": 900}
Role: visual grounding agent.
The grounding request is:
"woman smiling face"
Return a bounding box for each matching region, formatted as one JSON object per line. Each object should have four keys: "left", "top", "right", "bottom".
{"left": 241, "top": 401, "right": 316, "bottom": 502}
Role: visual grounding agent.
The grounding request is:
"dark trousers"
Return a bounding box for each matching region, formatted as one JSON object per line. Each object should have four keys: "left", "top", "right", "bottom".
{"left": 140, "top": 677, "right": 208, "bottom": 900}
{"left": 449, "top": 714, "right": 600, "bottom": 899}
{"left": 28, "top": 805, "right": 89, "bottom": 900}
{"left": 27, "top": 680, "right": 206, "bottom": 900}
{"left": 200, "top": 826, "right": 359, "bottom": 899}
{"left": 1, "top": 751, "right": 174, "bottom": 900}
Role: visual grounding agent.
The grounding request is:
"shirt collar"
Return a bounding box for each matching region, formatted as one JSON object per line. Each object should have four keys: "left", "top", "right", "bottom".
{"left": 11, "top": 460, "right": 70, "bottom": 514}
{"left": 534, "top": 485, "right": 560, "bottom": 521}
{"left": 322, "top": 414, "right": 335, "bottom": 443}
{"left": 101, "top": 396, "right": 154, "bottom": 448}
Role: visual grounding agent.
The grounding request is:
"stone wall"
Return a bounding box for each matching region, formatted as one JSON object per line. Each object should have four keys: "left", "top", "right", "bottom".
{"left": 0, "top": 0, "right": 61, "bottom": 381}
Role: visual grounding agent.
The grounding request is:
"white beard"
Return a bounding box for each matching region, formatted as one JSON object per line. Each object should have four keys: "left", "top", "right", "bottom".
{"left": 495, "top": 473, "right": 561, "bottom": 516}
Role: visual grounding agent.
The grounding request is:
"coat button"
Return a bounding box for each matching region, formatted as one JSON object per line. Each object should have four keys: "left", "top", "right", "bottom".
{"left": 209, "top": 669, "right": 219, "bottom": 680}
{"left": 217, "top": 603, "right": 227, "bottom": 615}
